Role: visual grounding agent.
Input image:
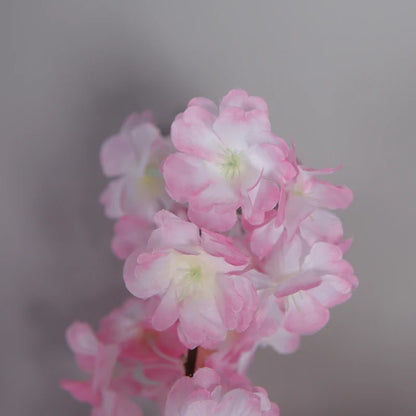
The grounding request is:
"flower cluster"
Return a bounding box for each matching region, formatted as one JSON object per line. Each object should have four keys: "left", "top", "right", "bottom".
{"left": 63, "top": 90, "right": 357, "bottom": 415}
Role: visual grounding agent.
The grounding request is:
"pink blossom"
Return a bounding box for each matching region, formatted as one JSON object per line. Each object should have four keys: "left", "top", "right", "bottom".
{"left": 124, "top": 210, "right": 258, "bottom": 349}
{"left": 253, "top": 233, "right": 358, "bottom": 353}
{"left": 100, "top": 112, "right": 173, "bottom": 221}
{"left": 61, "top": 322, "right": 122, "bottom": 407}
{"left": 62, "top": 299, "right": 187, "bottom": 412}
{"left": 163, "top": 89, "right": 296, "bottom": 232}
{"left": 97, "top": 298, "right": 186, "bottom": 402}
{"left": 249, "top": 146, "right": 353, "bottom": 259}
{"left": 164, "top": 367, "right": 279, "bottom": 416}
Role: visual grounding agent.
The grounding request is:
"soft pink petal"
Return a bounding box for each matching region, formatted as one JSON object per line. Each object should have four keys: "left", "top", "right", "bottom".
{"left": 151, "top": 284, "right": 180, "bottom": 331}
{"left": 264, "top": 234, "right": 302, "bottom": 278}
{"left": 188, "top": 204, "right": 238, "bottom": 233}
{"left": 283, "top": 193, "right": 316, "bottom": 239}
{"left": 123, "top": 250, "right": 172, "bottom": 299}
{"left": 171, "top": 105, "right": 221, "bottom": 160}
{"left": 163, "top": 153, "right": 211, "bottom": 202}
{"left": 111, "top": 216, "right": 153, "bottom": 259}
{"left": 338, "top": 237, "right": 353, "bottom": 254}
{"left": 60, "top": 379, "right": 98, "bottom": 405}
{"left": 148, "top": 210, "right": 200, "bottom": 250}
{"left": 97, "top": 298, "right": 150, "bottom": 344}
{"left": 217, "top": 389, "right": 262, "bottom": 416}
{"left": 120, "top": 111, "right": 155, "bottom": 132}
{"left": 201, "top": 230, "right": 249, "bottom": 267}
{"left": 274, "top": 270, "right": 322, "bottom": 298}
{"left": 165, "top": 376, "right": 209, "bottom": 415}
{"left": 309, "top": 180, "right": 353, "bottom": 210}
{"left": 129, "top": 123, "right": 161, "bottom": 163}
{"left": 188, "top": 97, "right": 218, "bottom": 114}
{"left": 283, "top": 291, "right": 329, "bottom": 334}
{"left": 193, "top": 367, "right": 222, "bottom": 389}
{"left": 164, "top": 367, "right": 279, "bottom": 416}
{"left": 212, "top": 107, "right": 270, "bottom": 150}
{"left": 308, "top": 275, "right": 354, "bottom": 308}
{"left": 242, "top": 178, "right": 280, "bottom": 226}
{"left": 249, "top": 142, "right": 295, "bottom": 182}
{"left": 299, "top": 209, "right": 344, "bottom": 246}
{"left": 92, "top": 344, "right": 119, "bottom": 392}
{"left": 120, "top": 174, "right": 164, "bottom": 218}
{"left": 250, "top": 216, "right": 284, "bottom": 260}
{"left": 100, "top": 178, "right": 125, "bottom": 218}
{"left": 177, "top": 296, "right": 226, "bottom": 349}
{"left": 220, "top": 89, "right": 269, "bottom": 114}
{"left": 303, "top": 242, "right": 354, "bottom": 277}
{"left": 66, "top": 322, "right": 99, "bottom": 358}
{"left": 189, "top": 179, "right": 238, "bottom": 211}
{"left": 100, "top": 134, "right": 135, "bottom": 177}
{"left": 265, "top": 327, "right": 300, "bottom": 355}
{"left": 216, "top": 275, "right": 257, "bottom": 332}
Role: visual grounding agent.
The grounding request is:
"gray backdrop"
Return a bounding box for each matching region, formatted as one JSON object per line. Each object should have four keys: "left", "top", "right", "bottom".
{"left": 2, "top": 1, "right": 415, "bottom": 415}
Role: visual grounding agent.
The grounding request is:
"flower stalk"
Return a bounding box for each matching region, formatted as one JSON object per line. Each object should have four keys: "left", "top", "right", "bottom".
{"left": 184, "top": 347, "right": 198, "bottom": 377}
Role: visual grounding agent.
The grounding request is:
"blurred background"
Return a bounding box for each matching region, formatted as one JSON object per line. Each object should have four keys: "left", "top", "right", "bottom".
{"left": 2, "top": 1, "right": 415, "bottom": 415}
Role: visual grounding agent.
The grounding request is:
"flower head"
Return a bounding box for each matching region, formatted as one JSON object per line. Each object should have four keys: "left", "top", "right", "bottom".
{"left": 100, "top": 112, "right": 173, "bottom": 221}
{"left": 124, "top": 210, "right": 258, "bottom": 349}
{"left": 164, "top": 367, "right": 279, "bottom": 416}
{"left": 163, "top": 89, "right": 296, "bottom": 232}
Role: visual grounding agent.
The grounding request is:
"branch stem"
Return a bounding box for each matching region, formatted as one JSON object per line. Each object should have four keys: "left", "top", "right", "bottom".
{"left": 184, "top": 347, "right": 198, "bottom": 377}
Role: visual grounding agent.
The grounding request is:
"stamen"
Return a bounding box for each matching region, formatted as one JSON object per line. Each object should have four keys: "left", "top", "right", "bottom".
{"left": 221, "top": 149, "right": 243, "bottom": 178}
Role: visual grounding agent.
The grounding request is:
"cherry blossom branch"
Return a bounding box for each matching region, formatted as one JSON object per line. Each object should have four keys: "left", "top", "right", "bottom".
{"left": 184, "top": 347, "right": 198, "bottom": 377}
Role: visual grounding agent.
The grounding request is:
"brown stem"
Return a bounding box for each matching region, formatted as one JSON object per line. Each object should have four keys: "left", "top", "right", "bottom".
{"left": 184, "top": 347, "right": 198, "bottom": 377}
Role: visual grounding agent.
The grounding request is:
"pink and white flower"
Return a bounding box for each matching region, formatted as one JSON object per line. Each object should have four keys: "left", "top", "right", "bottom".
{"left": 124, "top": 210, "right": 258, "bottom": 349}
{"left": 60, "top": 322, "right": 127, "bottom": 408}
{"left": 97, "top": 298, "right": 186, "bottom": 403}
{"left": 163, "top": 89, "right": 296, "bottom": 232}
{"left": 252, "top": 233, "right": 358, "bottom": 353}
{"left": 100, "top": 112, "right": 173, "bottom": 221}
{"left": 164, "top": 367, "right": 279, "bottom": 416}
{"left": 62, "top": 298, "right": 187, "bottom": 413}
{"left": 249, "top": 146, "right": 353, "bottom": 259}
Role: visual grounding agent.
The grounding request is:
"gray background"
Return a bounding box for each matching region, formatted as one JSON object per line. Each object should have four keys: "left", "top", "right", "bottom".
{"left": 2, "top": 1, "right": 415, "bottom": 415}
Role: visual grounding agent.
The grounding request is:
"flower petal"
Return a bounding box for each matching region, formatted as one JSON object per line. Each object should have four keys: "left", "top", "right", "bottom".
{"left": 283, "top": 291, "right": 329, "bottom": 334}
{"left": 124, "top": 250, "right": 172, "bottom": 299}
{"left": 171, "top": 105, "right": 221, "bottom": 160}
{"left": 163, "top": 153, "right": 211, "bottom": 202}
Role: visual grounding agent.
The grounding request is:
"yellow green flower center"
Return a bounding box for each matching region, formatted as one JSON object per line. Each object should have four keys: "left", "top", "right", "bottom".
{"left": 172, "top": 252, "right": 217, "bottom": 301}
{"left": 221, "top": 149, "right": 243, "bottom": 178}
{"left": 186, "top": 265, "right": 203, "bottom": 281}
{"left": 136, "top": 163, "right": 163, "bottom": 196}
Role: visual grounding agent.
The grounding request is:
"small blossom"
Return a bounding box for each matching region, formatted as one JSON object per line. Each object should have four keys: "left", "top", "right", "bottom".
{"left": 97, "top": 298, "right": 186, "bottom": 402}
{"left": 124, "top": 210, "right": 258, "bottom": 349}
{"left": 252, "top": 233, "right": 358, "bottom": 353}
{"left": 249, "top": 146, "right": 353, "bottom": 259}
{"left": 163, "top": 89, "right": 295, "bottom": 232}
{"left": 61, "top": 322, "right": 123, "bottom": 407}
{"left": 100, "top": 112, "right": 173, "bottom": 221}
{"left": 61, "top": 299, "right": 186, "bottom": 413}
{"left": 164, "top": 367, "right": 279, "bottom": 416}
